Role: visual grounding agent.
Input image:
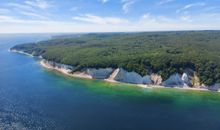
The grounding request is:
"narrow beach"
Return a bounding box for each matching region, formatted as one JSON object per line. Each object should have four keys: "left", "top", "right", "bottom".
{"left": 39, "top": 59, "right": 212, "bottom": 92}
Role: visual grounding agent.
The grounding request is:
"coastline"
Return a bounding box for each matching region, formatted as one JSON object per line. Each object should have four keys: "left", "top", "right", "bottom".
{"left": 40, "top": 60, "right": 93, "bottom": 79}
{"left": 9, "top": 49, "right": 34, "bottom": 57}
{"left": 10, "top": 49, "right": 218, "bottom": 93}
{"left": 39, "top": 59, "right": 211, "bottom": 92}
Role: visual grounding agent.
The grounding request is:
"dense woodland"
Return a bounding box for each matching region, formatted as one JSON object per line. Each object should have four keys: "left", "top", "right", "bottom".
{"left": 12, "top": 31, "right": 220, "bottom": 86}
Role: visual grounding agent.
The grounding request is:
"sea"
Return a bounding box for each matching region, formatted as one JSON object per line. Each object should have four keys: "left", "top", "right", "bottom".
{"left": 0, "top": 34, "right": 220, "bottom": 130}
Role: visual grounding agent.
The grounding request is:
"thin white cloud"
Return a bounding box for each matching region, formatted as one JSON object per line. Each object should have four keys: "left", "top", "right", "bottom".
{"left": 139, "top": 13, "right": 175, "bottom": 24}
{"left": 203, "top": 6, "right": 220, "bottom": 12}
{"left": 122, "top": 0, "right": 136, "bottom": 13}
{"left": 99, "top": 0, "right": 109, "bottom": 4}
{"left": 25, "top": 0, "right": 52, "bottom": 9}
{"left": 0, "top": 13, "right": 220, "bottom": 33}
{"left": 7, "top": 3, "right": 36, "bottom": 12}
{"left": 0, "top": 8, "right": 10, "bottom": 14}
{"left": 176, "top": 2, "right": 206, "bottom": 13}
{"left": 70, "top": 7, "right": 79, "bottom": 11}
{"left": 0, "top": 15, "right": 14, "bottom": 21}
{"left": 137, "top": 13, "right": 220, "bottom": 31}
{"left": 73, "top": 14, "right": 129, "bottom": 25}
{"left": 6, "top": 1, "right": 51, "bottom": 20}
{"left": 180, "top": 15, "right": 192, "bottom": 22}
{"left": 157, "top": 0, "right": 174, "bottom": 5}
{"left": 19, "top": 11, "right": 50, "bottom": 20}
{"left": 0, "top": 1, "right": 220, "bottom": 33}
{"left": 0, "top": 15, "right": 49, "bottom": 24}
{"left": 178, "top": 11, "right": 192, "bottom": 22}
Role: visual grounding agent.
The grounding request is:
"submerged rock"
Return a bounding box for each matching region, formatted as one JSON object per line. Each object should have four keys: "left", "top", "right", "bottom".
{"left": 87, "top": 68, "right": 114, "bottom": 79}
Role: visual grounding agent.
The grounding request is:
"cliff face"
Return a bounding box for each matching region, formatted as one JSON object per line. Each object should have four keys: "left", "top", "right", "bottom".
{"left": 114, "top": 68, "right": 152, "bottom": 84}
{"left": 87, "top": 68, "right": 114, "bottom": 79}
{"left": 35, "top": 59, "right": 220, "bottom": 92}
{"left": 43, "top": 60, "right": 74, "bottom": 73}
{"left": 38, "top": 60, "right": 208, "bottom": 89}
{"left": 209, "top": 84, "right": 220, "bottom": 91}
{"left": 24, "top": 58, "right": 220, "bottom": 91}
{"left": 10, "top": 45, "right": 45, "bottom": 57}
{"left": 182, "top": 73, "right": 191, "bottom": 87}
{"left": 150, "top": 74, "right": 162, "bottom": 85}
{"left": 143, "top": 75, "right": 152, "bottom": 85}
{"left": 162, "top": 73, "right": 184, "bottom": 87}
{"left": 162, "top": 70, "right": 203, "bottom": 88}
{"left": 10, "top": 31, "right": 220, "bottom": 89}
{"left": 14, "top": 50, "right": 210, "bottom": 89}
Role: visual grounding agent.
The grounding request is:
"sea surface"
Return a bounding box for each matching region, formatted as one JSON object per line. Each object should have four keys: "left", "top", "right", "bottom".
{"left": 1, "top": 34, "right": 220, "bottom": 130}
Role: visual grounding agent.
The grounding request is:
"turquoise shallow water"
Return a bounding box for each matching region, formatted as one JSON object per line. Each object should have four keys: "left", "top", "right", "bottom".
{"left": 0, "top": 34, "right": 220, "bottom": 130}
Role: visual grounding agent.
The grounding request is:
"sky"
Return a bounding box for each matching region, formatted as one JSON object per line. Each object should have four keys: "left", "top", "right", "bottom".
{"left": 0, "top": 0, "right": 220, "bottom": 33}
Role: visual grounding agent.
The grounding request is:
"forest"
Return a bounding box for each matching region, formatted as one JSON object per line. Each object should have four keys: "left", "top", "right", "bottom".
{"left": 11, "top": 31, "right": 220, "bottom": 86}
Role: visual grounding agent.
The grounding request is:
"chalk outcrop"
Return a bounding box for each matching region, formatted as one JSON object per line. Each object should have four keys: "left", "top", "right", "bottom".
{"left": 182, "top": 73, "right": 190, "bottom": 86}
{"left": 163, "top": 73, "right": 184, "bottom": 87}
{"left": 114, "top": 68, "right": 152, "bottom": 84}
{"left": 162, "top": 72, "right": 199, "bottom": 88}
{"left": 162, "top": 70, "right": 202, "bottom": 88}
{"left": 209, "top": 84, "right": 220, "bottom": 92}
{"left": 192, "top": 74, "right": 201, "bottom": 87}
{"left": 143, "top": 75, "right": 152, "bottom": 84}
{"left": 42, "top": 60, "right": 74, "bottom": 73}
{"left": 11, "top": 48, "right": 217, "bottom": 92}
{"left": 87, "top": 68, "right": 114, "bottom": 79}
{"left": 150, "top": 74, "right": 162, "bottom": 85}
{"left": 39, "top": 60, "right": 204, "bottom": 89}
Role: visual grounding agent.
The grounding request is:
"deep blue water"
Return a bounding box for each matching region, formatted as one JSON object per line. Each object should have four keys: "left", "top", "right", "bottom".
{"left": 1, "top": 34, "right": 220, "bottom": 130}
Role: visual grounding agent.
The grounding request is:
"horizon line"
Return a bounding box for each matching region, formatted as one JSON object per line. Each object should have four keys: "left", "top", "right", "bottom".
{"left": 0, "top": 29, "right": 220, "bottom": 34}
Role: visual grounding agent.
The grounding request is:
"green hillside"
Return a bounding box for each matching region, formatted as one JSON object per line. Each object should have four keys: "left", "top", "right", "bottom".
{"left": 11, "top": 31, "right": 220, "bottom": 86}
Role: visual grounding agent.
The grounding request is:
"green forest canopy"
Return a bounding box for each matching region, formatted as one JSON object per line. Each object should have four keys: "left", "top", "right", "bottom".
{"left": 12, "top": 31, "right": 220, "bottom": 86}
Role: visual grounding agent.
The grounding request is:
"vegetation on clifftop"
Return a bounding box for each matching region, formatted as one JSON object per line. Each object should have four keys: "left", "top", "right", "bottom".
{"left": 11, "top": 31, "right": 220, "bottom": 86}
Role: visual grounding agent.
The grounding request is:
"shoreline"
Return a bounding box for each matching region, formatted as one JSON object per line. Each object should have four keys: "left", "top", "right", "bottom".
{"left": 9, "top": 49, "right": 34, "bottom": 57}
{"left": 10, "top": 49, "right": 218, "bottom": 93}
{"left": 40, "top": 60, "right": 93, "bottom": 79}
{"left": 39, "top": 59, "right": 212, "bottom": 92}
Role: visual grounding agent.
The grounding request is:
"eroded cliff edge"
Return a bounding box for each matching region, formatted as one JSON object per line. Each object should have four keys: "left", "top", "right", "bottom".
{"left": 40, "top": 59, "right": 220, "bottom": 92}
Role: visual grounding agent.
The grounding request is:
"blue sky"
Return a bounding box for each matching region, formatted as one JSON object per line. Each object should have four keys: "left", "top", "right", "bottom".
{"left": 0, "top": 0, "right": 220, "bottom": 33}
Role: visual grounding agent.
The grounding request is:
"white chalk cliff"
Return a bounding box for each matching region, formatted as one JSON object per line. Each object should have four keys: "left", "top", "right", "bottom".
{"left": 150, "top": 74, "right": 162, "bottom": 85}
{"left": 87, "top": 68, "right": 114, "bottom": 79}
{"left": 28, "top": 59, "right": 219, "bottom": 91}
{"left": 162, "top": 73, "right": 184, "bottom": 87}
{"left": 114, "top": 68, "right": 152, "bottom": 84}
{"left": 42, "top": 60, "right": 203, "bottom": 88}
{"left": 43, "top": 60, "right": 74, "bottom": 73}
{"left": 13, "top": 49, "right": 220, "bottom": 92}
{"left": 209, "top": 83, "right": 220, "bottom": 91}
